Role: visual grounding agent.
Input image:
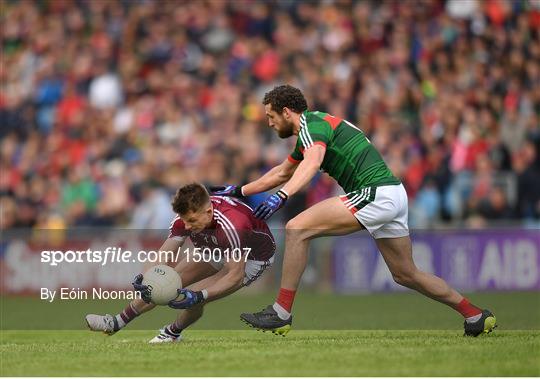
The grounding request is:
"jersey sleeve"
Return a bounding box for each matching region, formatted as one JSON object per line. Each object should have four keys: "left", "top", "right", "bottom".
{"left": 288, "top": 138, "right": 305, "bottom": 163}
{"left": 298, "top": 113, "right": 333, "bottom": 149}
{"left": 168, "top": 217, "right": 188, "bottom": 242}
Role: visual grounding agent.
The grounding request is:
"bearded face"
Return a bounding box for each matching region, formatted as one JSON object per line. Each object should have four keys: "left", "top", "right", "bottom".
{"left": 264, "top": 104, "right": 295, "bottom": 138}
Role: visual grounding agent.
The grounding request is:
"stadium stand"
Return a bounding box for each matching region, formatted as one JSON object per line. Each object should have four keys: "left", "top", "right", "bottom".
{"left": 1, "top": 0, "right": 539, "bottom": 230}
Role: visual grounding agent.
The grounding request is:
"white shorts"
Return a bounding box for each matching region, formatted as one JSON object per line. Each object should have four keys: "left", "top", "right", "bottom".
{"left": 209, "top": 256, "right": 274, "bottom": 286}
{"left": 340, "top": 184, "right": 409, "bottom": 239}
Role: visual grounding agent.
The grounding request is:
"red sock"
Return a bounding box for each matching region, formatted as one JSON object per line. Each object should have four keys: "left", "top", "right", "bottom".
{"left": 453, "top": 298, "right": 482, "bottom": 318}
{"left": 276, "top": 288, "right": 296, "bottom": 312}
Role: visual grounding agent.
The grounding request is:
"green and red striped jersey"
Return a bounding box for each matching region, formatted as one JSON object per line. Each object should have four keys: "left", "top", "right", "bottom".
{"left": 289, "top": 111, "right": 400, "bottom": 193}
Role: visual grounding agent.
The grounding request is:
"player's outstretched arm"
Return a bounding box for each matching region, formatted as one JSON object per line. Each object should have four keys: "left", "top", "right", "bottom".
{"left": 242, "top": 158, "right": 299, "bottom": 196}
{"left": 252, "top": 146, "right": 324, "bottom": 220}
{"left": 281, "top": 145, "right": 325, "bottom": 197}
{"left": 203, "top": 259, "right": 246, "bottom": 301}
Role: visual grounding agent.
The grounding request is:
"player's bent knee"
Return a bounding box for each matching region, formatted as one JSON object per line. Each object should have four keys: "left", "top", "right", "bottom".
{"left": 391, "top": 269, "right": 418, "bottom": 287}
{"left": 285, "top": 217, "right": 303, "bottom": 231}
{"left": 392, "top": 274, "right": 413, "bottom": 287}
{"left": 285, "top": 218, "right": 310, "bottom": 239}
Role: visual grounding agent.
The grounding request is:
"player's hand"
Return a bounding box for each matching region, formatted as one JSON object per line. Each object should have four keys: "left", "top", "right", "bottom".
{"left": 253, "top": 190, "right": 288, "bottom": 220}
{"left": 132, "top": 274, "right": 152, "bottom": 303}
{"left": 209, "top": 185, "right": 243, "bottom": 197}
{"left": 168, "top": 289, "right": 205, "bottom": 309}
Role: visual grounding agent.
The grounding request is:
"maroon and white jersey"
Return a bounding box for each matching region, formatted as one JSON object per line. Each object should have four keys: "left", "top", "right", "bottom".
{"left": 168, "top": 196, "right": 275, "bottom": 261}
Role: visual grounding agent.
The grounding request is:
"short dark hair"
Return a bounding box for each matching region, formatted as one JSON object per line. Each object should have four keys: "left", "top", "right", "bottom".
{"left": 263, "top": 85, "right": 308, "bottom": 114}
{"left": 171, "top": 183, "right": 210, "bottom": 215}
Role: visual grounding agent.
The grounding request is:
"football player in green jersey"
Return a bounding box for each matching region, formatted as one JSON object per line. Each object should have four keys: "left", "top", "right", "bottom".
{"left": 211, "top": 85, "right": 496, "bottom": 337}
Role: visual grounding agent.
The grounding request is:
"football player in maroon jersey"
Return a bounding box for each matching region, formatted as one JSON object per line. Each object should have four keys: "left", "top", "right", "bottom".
{"left": 86, "top": 183, "right": 275, "bottom": 343}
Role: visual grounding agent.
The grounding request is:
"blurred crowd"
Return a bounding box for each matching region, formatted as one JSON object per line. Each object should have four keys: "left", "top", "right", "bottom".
{"left": 1, "top": 0, "right": 539, "bottom": 231}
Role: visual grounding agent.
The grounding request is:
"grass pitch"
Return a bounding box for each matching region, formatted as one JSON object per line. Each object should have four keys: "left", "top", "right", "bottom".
{"left": 1, "top": 292, "right": 539, "bottom": 376}
{"left": 1, "top": 330, "right": 539, "bottom": 376}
